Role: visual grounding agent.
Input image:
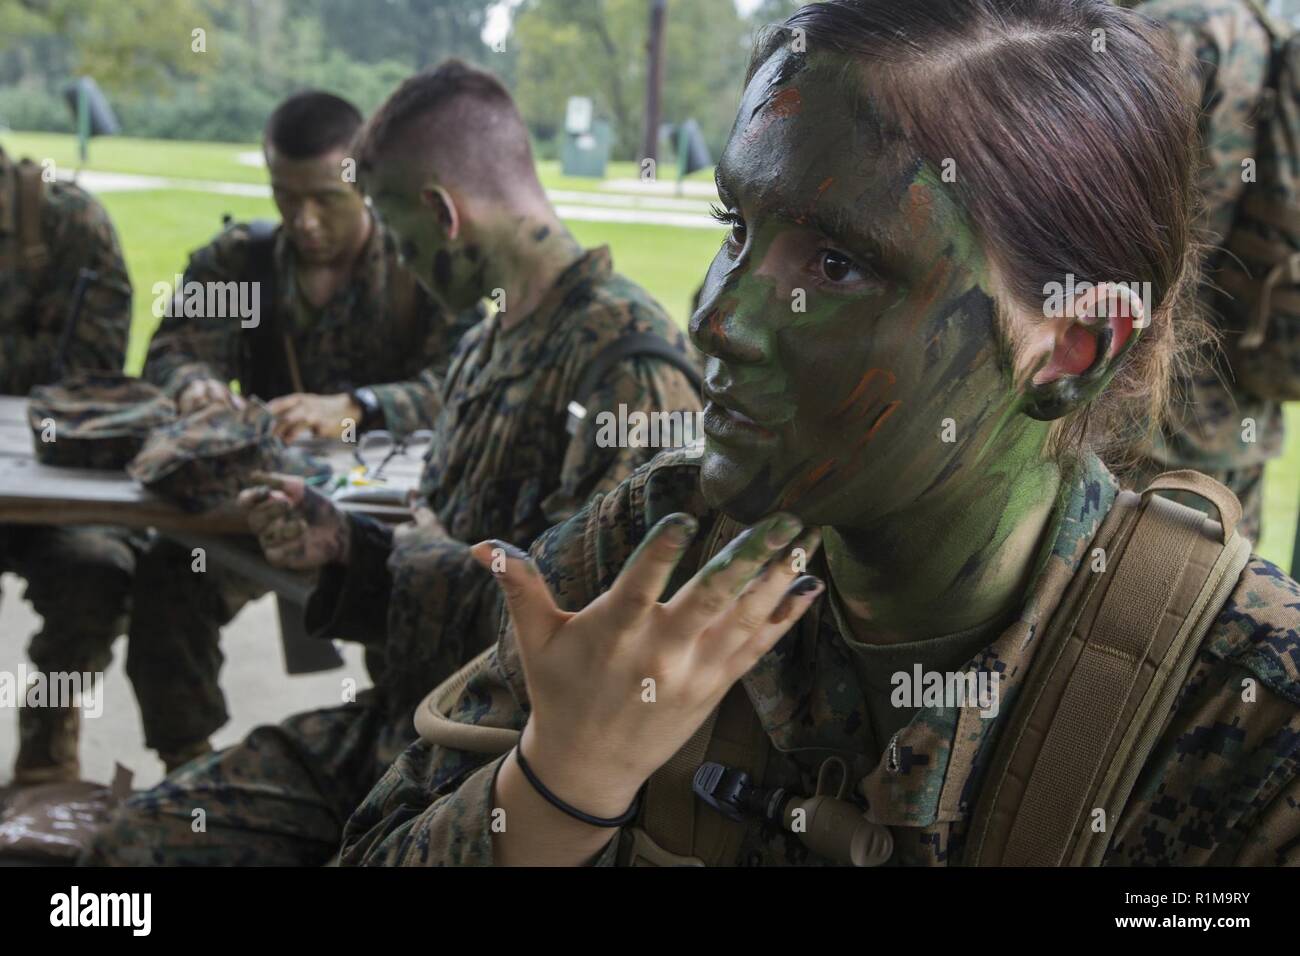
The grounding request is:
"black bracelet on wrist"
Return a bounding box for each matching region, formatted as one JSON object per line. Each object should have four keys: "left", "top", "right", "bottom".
{"left": 513, "top": 744, "right": 640, "bottom": 828}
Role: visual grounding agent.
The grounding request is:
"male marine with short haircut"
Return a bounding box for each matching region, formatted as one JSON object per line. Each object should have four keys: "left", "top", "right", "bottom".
{"left": 125, "top": 90, "right": 476, "bottom": 772}
{"left": 87, "top": 61, "right": 702, "bottom": 865}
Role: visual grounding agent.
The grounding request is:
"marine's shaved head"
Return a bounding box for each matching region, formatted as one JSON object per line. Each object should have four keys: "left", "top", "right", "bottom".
{"left": 357, "top": 59, "right": 541, "bottom": 202}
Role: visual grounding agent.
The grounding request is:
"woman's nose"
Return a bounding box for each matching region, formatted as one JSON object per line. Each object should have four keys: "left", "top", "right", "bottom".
{"left": 690, "top": 287, "right": 769, "bottom": 365}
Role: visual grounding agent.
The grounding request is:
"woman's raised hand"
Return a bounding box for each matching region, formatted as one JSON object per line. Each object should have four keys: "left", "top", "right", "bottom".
{"left": 470, "top": 512, "right": 823, "bottom": 818}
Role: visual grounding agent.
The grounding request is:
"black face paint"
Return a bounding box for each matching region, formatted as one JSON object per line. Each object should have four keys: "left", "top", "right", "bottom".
{"left": 433, "top": 250, "right": 453, "bottom": 292}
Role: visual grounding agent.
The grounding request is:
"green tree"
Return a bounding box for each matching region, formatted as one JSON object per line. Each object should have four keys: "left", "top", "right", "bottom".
{"left": 4, "top": 0, "right": 213, "bottom": 93}
{"left": 512, "top": 0, "right": 751, "bottom": 162}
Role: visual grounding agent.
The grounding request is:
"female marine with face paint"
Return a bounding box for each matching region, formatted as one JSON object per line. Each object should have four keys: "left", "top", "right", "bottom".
{"left": 341, "top": 0, "right": 1300, "bottom": 867}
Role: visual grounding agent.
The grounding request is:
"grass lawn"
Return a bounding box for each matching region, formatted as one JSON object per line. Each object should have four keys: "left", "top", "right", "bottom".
{"left": 7, "top": 131, "right": 1299, "bottom": 570}
{"left": 93, "top": 190, "right": 724, "bottom": 374}
{"left": 0, "top": 131, "right": 718, "bottom": 196}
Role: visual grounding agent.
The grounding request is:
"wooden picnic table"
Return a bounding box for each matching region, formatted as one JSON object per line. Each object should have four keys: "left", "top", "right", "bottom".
{"left": 0, "top": 395, "right": 427, "bottom": 672}
{"left": 0, "top": 395, "right": 421, "bottom": 532}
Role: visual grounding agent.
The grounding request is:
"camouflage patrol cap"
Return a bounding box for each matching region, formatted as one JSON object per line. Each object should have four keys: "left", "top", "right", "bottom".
{"left": 28, "top": 372, "right": 177, "bottom": 470}
{"left": 127, "top": 399, "right": 330, "bottom": 512}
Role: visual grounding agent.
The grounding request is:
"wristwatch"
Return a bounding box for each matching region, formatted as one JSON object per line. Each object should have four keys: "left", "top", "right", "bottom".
{"left": 351, "top": 386, "right": 384, "bottom": 432}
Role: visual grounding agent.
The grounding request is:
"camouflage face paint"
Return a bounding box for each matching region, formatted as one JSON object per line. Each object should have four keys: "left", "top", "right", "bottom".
{"left": 433, "top": 249, "right": 453, "bottom": 293}
{"left": 362, "top": 159, "right": 488, "bottom": 314}
{"left": 693, "top": 49, "right": 1060, "bottom": 638}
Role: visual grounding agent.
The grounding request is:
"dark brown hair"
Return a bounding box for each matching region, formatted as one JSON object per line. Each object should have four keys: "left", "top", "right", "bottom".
{"left": 753, "top": 0, "right": 1208, "bottom": 465}
{"left": 265, "top": 90, "right": 363, "bottom": 160}
{"left": 356, "top": 59, "right": 538, "bottom": 198}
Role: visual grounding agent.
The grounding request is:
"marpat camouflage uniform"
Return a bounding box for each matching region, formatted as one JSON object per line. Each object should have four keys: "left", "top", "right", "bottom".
{"left": 1122, "top": 0, "right": 1279, "bottom": 542}
{"left": 84, "top": 246, "right": 704, "bottom": 864}
{"left": 126, "top": 216, "right": 477, "bottom": 758}
{"left": 0, "top": 145, "right": 137, "bottom": 777}
{"left": 143, "top": 216, "right": 473, "bottom": 432}
{"left": 335, "top": 449, "right": 1300, "bottom": 866}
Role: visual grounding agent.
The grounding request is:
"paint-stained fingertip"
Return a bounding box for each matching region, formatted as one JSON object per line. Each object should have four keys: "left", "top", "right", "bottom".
{"left": 769, "top": 575, "right": 824, "bottom": 625}
{"left": 654, "top": 511, "right": 700, "bottom": 547}
{"left": 470, "top": 539, "right": 532, "bottom": 573}
{"left": 790, "top": 575, "right": 823, "bottom": 597}
{"left": 761, "top": 512, "right": 804, "bottom": 548}
{"left": 792, "top": 526, "right": 823, "bottom": 557}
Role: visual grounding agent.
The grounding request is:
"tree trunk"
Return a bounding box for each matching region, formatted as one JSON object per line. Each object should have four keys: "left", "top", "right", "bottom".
{"left": 641, "top": 0, "right": 667, "bottom": 166}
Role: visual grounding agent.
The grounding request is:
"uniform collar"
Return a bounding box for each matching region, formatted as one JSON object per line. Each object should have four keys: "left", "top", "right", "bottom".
{"left": 514, "top": 245, "right": 612, "bottom": 338}
{"left": 458, "top": 246, "right": 614, "bottom": 396}
{"left": 739, "top": 452, "right": 1119, "bottom": 828}
{"left": 277, "top": 212, "right": 391, "bottom": 318}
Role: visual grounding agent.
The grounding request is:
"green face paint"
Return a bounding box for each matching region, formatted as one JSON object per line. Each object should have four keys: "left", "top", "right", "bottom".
{"left": 362, "top": 161, "right": 487, "bottom": 314}
{"left": 693, "top": 49, "right": 1062, "bottom": 639}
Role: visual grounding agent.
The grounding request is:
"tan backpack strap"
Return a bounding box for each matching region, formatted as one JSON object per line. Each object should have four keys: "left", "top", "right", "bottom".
{"left": 413, "top": 647, "right": 520, "bottom": 754}
{"left": 15, "top": 159, "right": 49, "bottom": 275}
{"left": 632, "top": 709, "right": 721, "bottom": 866}
{"left": 621, "top": 514, "right": 771, "bottom": 867}
{"left": 966, "top": 475, "right": 1250, "bottom": 866}
{"left": 1140, "top": 469, "right": 1241, "bottom": 543}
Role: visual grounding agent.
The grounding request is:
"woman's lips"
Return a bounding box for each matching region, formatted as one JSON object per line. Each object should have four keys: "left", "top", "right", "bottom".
{"left": 703, "top": 400, "right": 776, "bottom": 442}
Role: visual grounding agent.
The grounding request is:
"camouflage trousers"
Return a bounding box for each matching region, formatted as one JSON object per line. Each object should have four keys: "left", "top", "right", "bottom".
{"left": 0, "top": 524, "right": 138, "bottom": 676}
{"left": 1116, "top": 459, "right": 1265, "bottom": 545}
{"left": 81, "top": 697, "right": 403, "bottom": 866}
{"left": 125, "top": 537, "right": 267, "bottom": 755}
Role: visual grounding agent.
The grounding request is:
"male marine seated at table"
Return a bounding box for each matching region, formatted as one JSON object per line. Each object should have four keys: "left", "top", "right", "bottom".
{"left": 0, "top": 142, "right": 136, "bottom": 786}
{"left": 82, "top": 59, "right": 703, "bottom": 866}
{"left": 123, "top": 90, "right": 477, "bottom": 773}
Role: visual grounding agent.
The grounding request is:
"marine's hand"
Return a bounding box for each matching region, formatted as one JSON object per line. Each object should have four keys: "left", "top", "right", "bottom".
{"left": 177, "top": 377, "right": 242, "bottom": 415}
{"left": 471, "top": 512, "right": 823, "bottom": 818}
{"left": 392, "top": 503, "right": 448, "bottom": 550}
{"left": 237, "top": 471, "right": 351, "bottom": 570}
{"left": 267, "top": 392, "right": 361, "bottom": 442}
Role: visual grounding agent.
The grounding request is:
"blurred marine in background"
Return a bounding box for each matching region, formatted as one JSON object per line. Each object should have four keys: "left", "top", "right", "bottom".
{"left": 1120, "top": 0, "right": 1296, "bottom": 542}
{"left": 124, "top": 91, "right": 477, "bottom": 773}
{"left": 86, "top": 60, "right": 703, "bottom": 866}
{"left": 0, "top": 142, "right": 136, "bottom": 784}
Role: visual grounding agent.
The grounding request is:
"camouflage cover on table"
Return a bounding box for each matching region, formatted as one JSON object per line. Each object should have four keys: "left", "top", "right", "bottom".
{"left": 27, "top": 371, "right": 176, "bottom": 470}
{"left": 127, "top": 400, "right": 329, "bottom": 512}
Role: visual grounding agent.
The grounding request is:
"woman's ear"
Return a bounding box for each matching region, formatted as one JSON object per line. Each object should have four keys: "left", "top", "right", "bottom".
{"left": 419, "top": 184, "right": 460, "bottom": 241}
{"left": 1019, "top": 283, "right": 1146, "bottom": 421}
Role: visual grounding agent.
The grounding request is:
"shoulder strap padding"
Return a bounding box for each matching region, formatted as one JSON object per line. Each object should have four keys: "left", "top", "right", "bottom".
{"left": 965, "top": 473, "right": 1251, "bottom": 866}
{"left": 15, "top": 159, "right": 49, "bottom": 274}
{"left": 572, "top": 332, "right": 703, "bottom": 413}
{"left": 240, "top": 219, "right": 294, "bottom": 399}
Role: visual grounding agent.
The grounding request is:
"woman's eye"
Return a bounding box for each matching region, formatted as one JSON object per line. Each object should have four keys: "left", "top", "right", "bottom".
{"left": 710, "top": 205, "right": 747, "bottom": 250}
{"left": 819, "top": 249, "right": 860, "bottom": 283}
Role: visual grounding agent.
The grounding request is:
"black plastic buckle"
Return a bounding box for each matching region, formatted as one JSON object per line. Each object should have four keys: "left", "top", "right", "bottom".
{"left": 692, "top": 760, "right": 791, "bottom": 826}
